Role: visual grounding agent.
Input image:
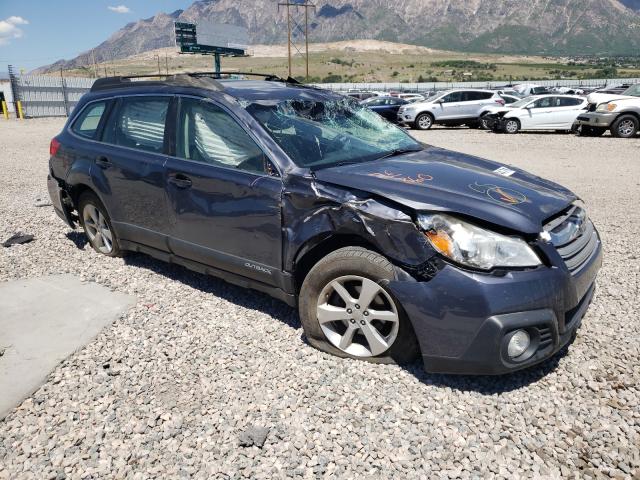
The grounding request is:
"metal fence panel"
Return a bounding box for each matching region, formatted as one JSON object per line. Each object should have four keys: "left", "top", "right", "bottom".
{"left": 314, "top": 77, "right": 640, "bottom": 93}
{"left": 12, "top": 74, "right": 96, "bottom": 118}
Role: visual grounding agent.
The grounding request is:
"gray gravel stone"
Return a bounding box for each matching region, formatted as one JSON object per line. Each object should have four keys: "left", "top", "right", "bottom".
{"left": 0, "top": 119, "right": 638, "bottom": 479}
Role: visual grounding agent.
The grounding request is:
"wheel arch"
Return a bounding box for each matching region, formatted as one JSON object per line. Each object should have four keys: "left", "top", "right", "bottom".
{"left": 293, "top": 233, "right": 382, "bottom": 293}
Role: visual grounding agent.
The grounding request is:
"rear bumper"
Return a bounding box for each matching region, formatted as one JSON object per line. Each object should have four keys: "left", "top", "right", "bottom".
{"left": 47, "top": 174, "right": 76, "bottom": 228}
{"left": 388, "top": 232, "right": 602, "bottom": 375}
{"left": 576, "top": 112, "right": 616, "bottom": 128}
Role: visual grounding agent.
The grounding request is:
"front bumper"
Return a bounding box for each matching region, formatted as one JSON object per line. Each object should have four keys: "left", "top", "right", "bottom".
{"left": 397, "top": 110, "right": 418, "bottom": 124}
{"left": 388, "top": 232, "right": 603, "bottom": 375}
{"left": 576, "top": 112, "right": 617, "bottom": 128}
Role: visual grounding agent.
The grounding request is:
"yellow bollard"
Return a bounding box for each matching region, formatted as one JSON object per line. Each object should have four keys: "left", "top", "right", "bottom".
{"left": 16, "top": 101, "right": 24, "bottom": 119}
{"left": 1, "top": 101, "right": 7, "bottom": 119}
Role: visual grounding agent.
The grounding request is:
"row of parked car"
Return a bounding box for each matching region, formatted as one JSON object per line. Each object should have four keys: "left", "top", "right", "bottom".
{"left": 355, "top": 84, "right": 640, "bottom": 138}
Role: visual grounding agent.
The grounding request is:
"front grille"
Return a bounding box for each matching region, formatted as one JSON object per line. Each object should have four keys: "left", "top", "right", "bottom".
{"left": 577, "top": 115, "right": 590, "bottom": 122}
{"left": 587, "top": 103, "right": 597, "bottom": 112}
{"left": 544, "top": 205, "right": 599, "bottom": 273}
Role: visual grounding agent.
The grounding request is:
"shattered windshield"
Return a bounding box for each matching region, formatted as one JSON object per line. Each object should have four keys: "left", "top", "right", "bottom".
{"left": 244, "top": 98, "right": 422, "bottom": 169}
{"left": 623, "top": 84, "right": 640, "bottom": 97}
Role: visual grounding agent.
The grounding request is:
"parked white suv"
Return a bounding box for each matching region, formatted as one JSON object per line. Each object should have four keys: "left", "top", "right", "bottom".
{"left": 397, "top": 89, "right": 504, "bottom": 130}
{"left": 482, "top": 95, "right": 588, "bottom": 134}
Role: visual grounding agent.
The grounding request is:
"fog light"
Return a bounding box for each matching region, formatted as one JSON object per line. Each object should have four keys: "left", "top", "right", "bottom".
{"left": 507, "top": 330, "right": 530, "bottom": 359}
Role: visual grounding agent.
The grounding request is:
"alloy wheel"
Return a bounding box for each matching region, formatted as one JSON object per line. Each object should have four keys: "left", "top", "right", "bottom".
{"left": 505, "top": 120, "right": 519, "bottom": 133}
{"left": 83, "top": 204, "right": 113, "bottom": 254}
{"left": 618, "top": 119, "right": 636, "bottom": 137}
{"left": 316, "top": 275, "right": 400, "bottom": 357}
{"left": 418, "top": 115, "right": 432, "bottom": 129}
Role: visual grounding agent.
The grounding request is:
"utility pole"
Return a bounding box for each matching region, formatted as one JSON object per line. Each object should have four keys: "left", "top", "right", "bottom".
{"left": 156, "top": 55, "right": 161, "bottom": 75}
{"left": 165, "top": 53, "right": 169, "bottom": 75}
{"left": 278, "top": 1, "right": 316, "bottom": 80}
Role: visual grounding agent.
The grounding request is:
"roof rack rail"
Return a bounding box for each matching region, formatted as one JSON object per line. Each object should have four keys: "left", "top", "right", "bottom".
{"left": 187, "top": 71, "right": 301, "bottom": 84}
{"left": 90, "top": 74, "right": 225, "bottom": 92}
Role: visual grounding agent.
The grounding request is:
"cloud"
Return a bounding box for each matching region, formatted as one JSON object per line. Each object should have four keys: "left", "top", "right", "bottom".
{"left": 0, "top": 16, "right": 29, "bottom": 46}
{"left": 108, "top": 5, "right": 131, "bottom": 14}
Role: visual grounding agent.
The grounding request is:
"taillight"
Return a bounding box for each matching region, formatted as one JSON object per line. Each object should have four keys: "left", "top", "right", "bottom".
{"left": 496, "top": 99, "right": 505, "bottom": 106}
{"left": 50, "top": 138, "right": 61, "bottom": 157}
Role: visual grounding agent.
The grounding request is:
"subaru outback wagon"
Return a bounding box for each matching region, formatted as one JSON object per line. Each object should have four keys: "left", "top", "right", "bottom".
{"left": 47, "top": 73, "right": 602, "bottom": 374}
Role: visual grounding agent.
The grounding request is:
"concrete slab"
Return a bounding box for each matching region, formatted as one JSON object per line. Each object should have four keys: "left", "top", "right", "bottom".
{"left": 0, "top": 275, "right": 135, "bottom": 419}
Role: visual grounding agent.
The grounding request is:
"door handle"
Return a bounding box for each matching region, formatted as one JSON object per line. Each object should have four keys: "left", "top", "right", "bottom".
{"left": 95, "top": 156, "right": 112, "bottom": 169}
{"left": 168, "top": 174, "right": 192, "bottom": 189}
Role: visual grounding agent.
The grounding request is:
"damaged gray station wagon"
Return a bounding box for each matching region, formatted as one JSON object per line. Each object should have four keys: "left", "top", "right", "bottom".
{"left": 47, "top": 73, "right": 602, "bottom": 374}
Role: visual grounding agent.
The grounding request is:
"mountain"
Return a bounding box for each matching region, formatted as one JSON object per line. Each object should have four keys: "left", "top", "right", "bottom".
{"left": 37, "top": 0, "right": 640, "bottom": 72}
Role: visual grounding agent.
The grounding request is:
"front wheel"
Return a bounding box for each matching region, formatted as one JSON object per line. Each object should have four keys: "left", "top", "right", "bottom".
{"left": 504, "top": 119, "right": 520, "bottom": 134}
{"left": 299, "top": 247, "right": 419, "bottom": 364}
{"left": 414, "top": 113, "right": 434, "bottom": 130}
{"left": 611, "top": 115, "right": 639, "bottom": 138}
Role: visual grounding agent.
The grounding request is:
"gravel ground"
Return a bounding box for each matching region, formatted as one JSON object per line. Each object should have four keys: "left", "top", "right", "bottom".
{"left": 0, "top": 119, "right": 639, "bottom": 479}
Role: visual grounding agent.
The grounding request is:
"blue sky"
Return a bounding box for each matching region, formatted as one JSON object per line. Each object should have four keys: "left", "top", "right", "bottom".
{"left": 0, "top": 1, "right": 189, "bottom": 72}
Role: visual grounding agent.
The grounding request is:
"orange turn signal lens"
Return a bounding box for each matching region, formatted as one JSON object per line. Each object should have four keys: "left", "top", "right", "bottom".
{"left": 426, "top": 230, "right": 454, "bottom": 257}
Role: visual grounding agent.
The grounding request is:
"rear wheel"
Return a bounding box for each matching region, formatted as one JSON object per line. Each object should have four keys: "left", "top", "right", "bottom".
{"left": 299, "top": 247, "right": 419, "bottom": 364}
{"left": 504, "top": 119, "right": 520, "bottom": 134}
{"left": 479, "top": 114, "right": 491, "bottom": 130}
{"left": 610, "top": 115, "right": 639, "bottom": 138}
{"left": 414, "top": 113, "right": 433, "bottom": 130}
{"left": 78, "top": 192, "right": 122, "bottom": 257}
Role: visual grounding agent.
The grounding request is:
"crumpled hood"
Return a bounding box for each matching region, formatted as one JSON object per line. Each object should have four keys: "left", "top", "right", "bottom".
{"left": 313, "top": 146, "right": 577, "bottom": 234}
{"left": 587, "top": 92, "right": 636, "bottom": 106}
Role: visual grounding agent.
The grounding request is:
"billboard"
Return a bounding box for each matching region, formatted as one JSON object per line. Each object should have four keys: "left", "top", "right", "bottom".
{"left": 175, "top": 21, "right": 248, "bottom": 56}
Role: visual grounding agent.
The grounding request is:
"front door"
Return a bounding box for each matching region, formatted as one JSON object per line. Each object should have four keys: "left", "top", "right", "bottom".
{"left": 165, "top": 96, "right": 283, "bottom": 286}
{"left": 437, "top": 91, "right": 465, "bottom": 119}
{"left": 525, "top": 96, "right": 562, "bottom": 129}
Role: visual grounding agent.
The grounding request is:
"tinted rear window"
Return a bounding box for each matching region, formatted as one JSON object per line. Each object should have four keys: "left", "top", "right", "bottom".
{"left": 71, "top": 101, "right": 107, "bottom": 139}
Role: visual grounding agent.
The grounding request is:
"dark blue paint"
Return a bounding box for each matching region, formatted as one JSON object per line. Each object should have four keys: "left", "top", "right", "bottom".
{"left": 48, "top": 78, "right": 602, "bottom": 375}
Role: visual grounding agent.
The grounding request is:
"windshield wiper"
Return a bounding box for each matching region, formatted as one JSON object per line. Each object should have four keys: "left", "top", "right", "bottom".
{"left": 376, "top": 147, "right": 423, "bottom": 161}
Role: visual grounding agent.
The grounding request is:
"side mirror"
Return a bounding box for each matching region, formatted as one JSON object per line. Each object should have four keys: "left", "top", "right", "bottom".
{"left": 435, "top": 98, "right": 444, "bottom": 104}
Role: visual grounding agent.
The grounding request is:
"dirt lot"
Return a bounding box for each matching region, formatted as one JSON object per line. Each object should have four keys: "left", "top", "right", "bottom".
{"left": 0, "top": 118, "right": 638, "bottom": 479}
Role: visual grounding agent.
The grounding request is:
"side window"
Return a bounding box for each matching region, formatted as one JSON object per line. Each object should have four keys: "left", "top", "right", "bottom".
{"left": 533, "top": 97, "right": 554, "bottom": 109}
{"left": 104, "top": 97, "right": 169, "bottom": 153}
{"left": 72, "top": 101, "right": 107, "bottom": 139}
{"left": 176, "top": 98, "right": 267, "bottom": 175}
{"left": 463, "top": 91, "right": 485, "bottom": 101}
{"left": 560, "top": 97, "right": 583, "bottom": 107}
{"left": 442, "top": 92, "right": 463, "bottom": 103}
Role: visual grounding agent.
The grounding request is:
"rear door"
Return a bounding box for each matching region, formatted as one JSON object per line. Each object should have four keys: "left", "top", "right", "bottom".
{"left": 164, "top": 96, "right": 283, "bottom": 286}
{"left": 556, "top": 97, "right": 587, "bottom": 128}
{"left": 95, "top": 95, "right": 172, "bottom": 251}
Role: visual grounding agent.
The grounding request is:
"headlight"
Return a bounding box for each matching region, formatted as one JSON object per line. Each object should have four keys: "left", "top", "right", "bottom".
{"left": 596, "top": 103, "right": 617, "bottom": 112}
{"left": 417, "top": 213, "right": 541, "bottom": 270}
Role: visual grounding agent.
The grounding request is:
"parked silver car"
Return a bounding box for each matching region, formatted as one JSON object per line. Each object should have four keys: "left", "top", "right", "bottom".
{"left": 576, "top": 84, "right": 640, "bottom": 138}
{"left": 397, "top": 89, "right": 504, "bottom": 130}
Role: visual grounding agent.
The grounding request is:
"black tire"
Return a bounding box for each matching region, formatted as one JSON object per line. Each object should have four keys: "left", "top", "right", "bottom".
{"left": 576, "top": 125, "right": 606, "bottom": 137}
{"left": 299, "top": 247, "right": 419, "bottom": 365}
{"left": 479, "top": 114, "right": 491, "bottom": 130}
{"left": 610, "top": 115, "right": 639, "bottom": 138}
{"left": 504, "top": 118, "right": 520, "bottom": 134}
{"left": 414, "top": 112, "right": 433, "bottom": 130}
{"left": 78, "top": 191, "right": 122, "bottom": 257}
